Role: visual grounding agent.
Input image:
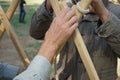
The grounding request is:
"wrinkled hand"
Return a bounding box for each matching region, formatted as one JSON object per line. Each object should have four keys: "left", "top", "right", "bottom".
{"left": 45, "top": 7, "right": 78, "bottom": 50}
{"left": 91, "top": 0, "right": 109, "bottom": 22}
{"left": 39, "top": 7, "right": 78, "bottom": 62}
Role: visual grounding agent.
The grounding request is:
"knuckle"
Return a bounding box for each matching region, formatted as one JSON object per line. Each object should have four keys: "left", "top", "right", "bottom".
{"left": 54, "top": 17, "right": 61, "bottom": 25}
{"left": 73, "top": 16, "right": 77, "bottom": 21}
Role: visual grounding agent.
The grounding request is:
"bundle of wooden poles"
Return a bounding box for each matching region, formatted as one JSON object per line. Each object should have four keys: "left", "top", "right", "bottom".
{"left": 49, "top": 0, "right": 100, "bottom": 80}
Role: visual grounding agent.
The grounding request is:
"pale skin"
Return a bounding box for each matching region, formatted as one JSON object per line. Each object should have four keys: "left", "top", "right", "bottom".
{"left": 38, "top": 7, "right": 78, "bottom": 63}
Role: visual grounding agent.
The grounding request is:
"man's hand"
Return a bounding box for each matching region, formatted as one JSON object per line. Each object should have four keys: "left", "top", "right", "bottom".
{"left": 91, "top": 0, "right": 109, "bottom": 22}
{"left": 38, "top": 7, "right": 78, "bottom": 62}
{"left": 45, "top": 7, "right": 78, "bottom": 49}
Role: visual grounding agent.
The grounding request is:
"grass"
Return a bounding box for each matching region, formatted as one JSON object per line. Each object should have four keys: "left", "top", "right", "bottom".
{"left": 10, "top": 5, "right": 38, "bottom": 36}
{"left": 10, "top": 2, "right": 43, "bottom": 60}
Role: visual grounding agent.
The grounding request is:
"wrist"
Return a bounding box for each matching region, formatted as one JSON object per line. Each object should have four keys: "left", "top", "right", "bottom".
{"left": 99, "top": 9, "right": 109, "bottom": 22}
{"left": 38, "top": 41, "right": 58, "bottom": 63}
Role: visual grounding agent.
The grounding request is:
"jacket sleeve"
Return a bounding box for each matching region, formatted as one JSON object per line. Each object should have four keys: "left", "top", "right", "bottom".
{"left": 13, "top": 55, "right": 51, "bottom": 80}
{"left": 96, "top": 11, "right": 120, "bottom": 57}
{"left": 30, "top": 1, "right": 53, "bottom": 40}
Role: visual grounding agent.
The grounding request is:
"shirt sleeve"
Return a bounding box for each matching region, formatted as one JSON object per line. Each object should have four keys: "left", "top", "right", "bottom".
{"left": 30, "top": 1, "right": 53, "bottom": 40}
{"left": 0, "top": 63, "right": 19, "bottom": 79}
{"left": 96, "top": 12, "right": 120, "bottom": 56}
{"left": 13, "top": 55, "right": 51, "bottom": 80}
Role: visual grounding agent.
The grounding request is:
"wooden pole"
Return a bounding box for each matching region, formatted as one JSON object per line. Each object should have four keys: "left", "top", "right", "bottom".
{"left": 0, "top": 6, "right": 30, "bottom": 67}
{"left": 49, "top": 0, "right": 100, "bottom": 80}
{"left": 0, "top": 0, "right": 20, "bottom": 39}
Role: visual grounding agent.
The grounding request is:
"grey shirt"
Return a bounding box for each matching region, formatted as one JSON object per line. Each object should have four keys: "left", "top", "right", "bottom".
{"left": 14, "top": 55, "right": 51, "bottom": 80}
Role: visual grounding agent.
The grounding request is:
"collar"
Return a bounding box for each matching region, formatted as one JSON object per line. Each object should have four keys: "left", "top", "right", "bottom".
{"left": 82, "top": 13, "right": 99, "bottom": 22}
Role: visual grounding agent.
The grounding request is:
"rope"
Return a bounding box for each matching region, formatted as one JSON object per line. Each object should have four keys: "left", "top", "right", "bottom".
{"left": 76, "top": 1, "right": 90, "bottom": 14}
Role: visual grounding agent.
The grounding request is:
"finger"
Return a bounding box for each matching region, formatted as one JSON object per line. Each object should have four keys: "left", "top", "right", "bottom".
{"left": 65, "top": 22, "right": 78, "bottom": 40}
{"left": 64, "top": 9, "right": 76, "bottom": 22}
{"left": 57, "top": 7, "right": 71, "bottom": 18}
{"left": 67, "top": 16, "right": 78, "bottom": 27}
{"left": 69, "top": 22, "right": 78, "bottom": 33}
{"left": 64, "top": 9, "right": 75, "bottom": 21}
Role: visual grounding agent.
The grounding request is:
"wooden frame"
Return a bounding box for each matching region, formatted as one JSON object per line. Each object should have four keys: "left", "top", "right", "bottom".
{"left": 0, "top": 0, "right": 30, "bottom": 67}
{"left": 50, "top": 0, "right": 100, "bottom": 80}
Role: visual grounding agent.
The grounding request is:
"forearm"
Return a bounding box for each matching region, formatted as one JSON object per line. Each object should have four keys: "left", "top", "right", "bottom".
{"left": 30, "top": 1, "right": 53, "bottom": 40}
{"left": 38, "top": 40, "right": 58, "bottom": 63}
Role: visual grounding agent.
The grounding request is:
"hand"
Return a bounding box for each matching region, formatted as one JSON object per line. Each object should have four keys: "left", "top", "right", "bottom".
{"left": 91, "top": 0, "right": 109, "bottom": 22}
{"left": 38, "top": 7, "right": 78, "bottom": 62}
{"left": 46, "top": 0, "right": 52, "bottom": 9}
{"left": 118, "top": 0, "right": 120, "bottom": 4}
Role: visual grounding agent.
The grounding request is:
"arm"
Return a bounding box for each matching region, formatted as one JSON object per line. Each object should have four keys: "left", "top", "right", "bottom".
{"left": 14, "top": 7, "right": 78, "bottom": 80}
{"left": 30, "top": 1, "right": 53, "bottom": 40}
{"left": 118, "top": 0, "right": 120, "bottom": 4}
{"left": 13, "top": 55, "right": 51, "bottom": 80}
{"left": 96, "top": 12, "right": 120, "bottom": 57}
{"left": 0, "top": 63, "right": 19, "bottom": 79}
{"left": 91, "top": 0, "right": 120, "bottom": 56}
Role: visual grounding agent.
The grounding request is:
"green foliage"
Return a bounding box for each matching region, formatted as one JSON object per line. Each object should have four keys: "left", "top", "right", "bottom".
{"left": 10, "top": 5, "right": 38, "bottom": 36}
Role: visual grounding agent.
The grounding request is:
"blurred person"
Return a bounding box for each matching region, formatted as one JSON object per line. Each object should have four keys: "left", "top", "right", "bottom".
{"left": 19, "top": 0, "right": 26, "bottom": 23}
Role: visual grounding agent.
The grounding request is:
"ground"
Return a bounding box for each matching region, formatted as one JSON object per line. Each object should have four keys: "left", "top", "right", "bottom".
{"left": 0, "top": 0, "right": 44, "bottom": 71}
{"left": 0, "top": 0, "right": 120, "bottom": 80}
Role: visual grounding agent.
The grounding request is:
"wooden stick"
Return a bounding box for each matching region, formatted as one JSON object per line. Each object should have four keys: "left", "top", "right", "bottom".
{"left": 0, "top": 6, "right": 30, "bottom": 67}
{"left": 49, "top": 0, "right": 100, "bottom": 80}
{"left": 0, "top": 0, "right": 20, "bottom": 39}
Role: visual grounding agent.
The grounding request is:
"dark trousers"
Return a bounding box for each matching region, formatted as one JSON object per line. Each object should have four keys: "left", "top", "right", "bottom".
{"left": 19, "top": 7, "right": 26, "bottom": 23}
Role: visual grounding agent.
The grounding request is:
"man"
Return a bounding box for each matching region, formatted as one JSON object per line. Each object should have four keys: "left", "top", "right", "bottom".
{"left": 13, "top": 7, "right": 78, "bottom": 80}
{"left": 30, "top": 0, "right": 120, "bottom": 80}
{"left": 19, "top": 0, "right": 26, "bottom": 23}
